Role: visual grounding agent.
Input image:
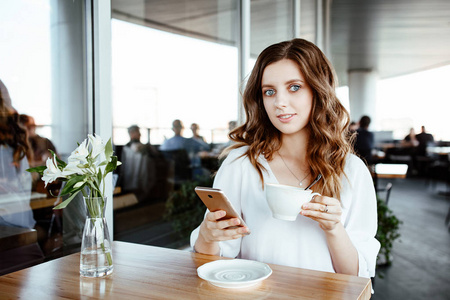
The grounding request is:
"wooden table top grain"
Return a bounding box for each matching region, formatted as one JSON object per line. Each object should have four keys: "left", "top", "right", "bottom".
{"left": 0, "top": 241, "right": 372, "bottom": 299}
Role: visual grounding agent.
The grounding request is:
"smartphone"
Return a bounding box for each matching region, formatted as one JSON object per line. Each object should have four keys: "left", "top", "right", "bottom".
{"left": 195, "top": 186, "right": 250, "bottom": 232}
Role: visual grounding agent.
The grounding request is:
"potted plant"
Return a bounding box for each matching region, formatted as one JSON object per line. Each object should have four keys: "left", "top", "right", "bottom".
{"left": 164, "top": 176, "right": 213, "bottom": 243}
{"left": 376, "top": 196, "right": 402, "bottom": 268}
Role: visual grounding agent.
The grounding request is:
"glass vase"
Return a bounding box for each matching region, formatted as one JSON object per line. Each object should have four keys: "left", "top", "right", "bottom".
{"left": 80, "top": 196, "right": 113, "bottom": 277}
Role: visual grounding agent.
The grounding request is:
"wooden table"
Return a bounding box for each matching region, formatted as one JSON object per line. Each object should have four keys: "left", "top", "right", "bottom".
{"left": 0, "top": 241, "right": 372, "bottom": 299}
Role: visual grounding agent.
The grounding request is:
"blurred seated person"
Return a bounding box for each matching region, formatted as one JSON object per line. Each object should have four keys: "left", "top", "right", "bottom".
{"left": 19, "top": 114, "right": 57, "bottom": 168}
{"left": 160, "top": 119, "right": 210, "bottom": 179}
{"left": 190, "top": 123, "right": 208, "bottom": 145}
{"left": 402, "top": 127, "right": 419, "bottom": 148}
{"left": 214, "top": 120, "right": 238, "bottom": 155}
{"left": 160, "top": 119, "right": 209, "bottom": 153}
{"left": 354, "top": 115, "right": 374, "bottom": 165}
{"left": 0, "top": 79, "right": 35, "bottom": 229}
{"left": 126, "top": 125, "right": 158, "bottom": 157}
{"left": 415, "top": 125, "right": 434, "bottom": 156}
{"left": 119, "top": 125, "right": 157, "bottom": 202}
{"left": 349, "top": 121, "right": 358, "bottom": 134}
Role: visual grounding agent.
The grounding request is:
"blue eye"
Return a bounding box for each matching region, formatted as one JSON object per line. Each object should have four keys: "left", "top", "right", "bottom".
{"left": 264, "top": 89, "right": 275, "bottom": 96}
{"left": 290, "top": 85, "right": 300, "bottom": 92}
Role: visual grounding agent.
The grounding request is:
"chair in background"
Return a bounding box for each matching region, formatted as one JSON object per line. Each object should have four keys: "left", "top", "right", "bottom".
{"left": 120, "top": 146, "right": 156, "bottom": 202}
{"left": 376, "top": 182, "right": 393, "bottom": 205}
{"left": 160, "top": 149, "right": 192, "bottom": 188}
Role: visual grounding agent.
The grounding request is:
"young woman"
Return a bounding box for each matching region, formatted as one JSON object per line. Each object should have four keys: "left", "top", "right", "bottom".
{"left": 190, "top": 39, "right": 380, "bottom": 278}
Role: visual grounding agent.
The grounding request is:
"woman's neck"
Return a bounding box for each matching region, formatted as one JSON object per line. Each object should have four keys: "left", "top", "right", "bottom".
{"left": 279, "top": 130, "right": 309, "bottom": 161}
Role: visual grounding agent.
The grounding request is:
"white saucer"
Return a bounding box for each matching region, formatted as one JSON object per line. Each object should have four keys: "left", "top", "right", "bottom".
{"left": 197, "top": 259, "right": 272, "bottom": 289}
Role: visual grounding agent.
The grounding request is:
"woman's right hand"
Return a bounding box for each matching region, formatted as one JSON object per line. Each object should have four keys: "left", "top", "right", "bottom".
{"left": 195, "top": 210, "right": 249, "bottom": 255}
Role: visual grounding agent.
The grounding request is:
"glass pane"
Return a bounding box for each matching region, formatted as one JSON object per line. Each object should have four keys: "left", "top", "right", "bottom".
{"left": 250, "top": 0, "right": 294, "bottom": 57}
{"left": 0, "top": 0, "right": 90, "bottom": 275}
{"left": 299, "top": 0, "right": 317, "bottom": 42}
{"left": 111, "top": 0, "right": 238, "bottom": 249}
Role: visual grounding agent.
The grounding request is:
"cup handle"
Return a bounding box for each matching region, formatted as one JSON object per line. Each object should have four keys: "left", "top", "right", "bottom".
{"left": 309, "top": 192, "right": 321, "bottom": 201}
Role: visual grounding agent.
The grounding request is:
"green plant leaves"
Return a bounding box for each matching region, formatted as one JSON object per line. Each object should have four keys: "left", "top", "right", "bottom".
{"left": 105, "top": 156, "right": 119, "bottom": 176}
{"left": 376, "top": 196, "right": 402, "bottom": 270}
{"left": 26, "top": 165, "right": 47, "bottom": 176}
{"left": 104, "top": 138, "right": 113, "bottom": 162}
{"left": 26, "top": 135, "right": 121, "bottom": 211}
{"left": 60, "top": 174, "right": 86, "bottom": 196}
{"left": 54, "top": 189, "right": 82, "bottom": 209}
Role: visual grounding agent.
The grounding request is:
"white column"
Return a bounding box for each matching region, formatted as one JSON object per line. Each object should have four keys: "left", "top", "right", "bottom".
{"left": 293, "top": 0, "right": 301, "bottom": 38}
{"left": 315, "top": 0, "right": 323, "bottom": 50}
{"left": 237, "top": 0, "right": 250, "bottom": 125}
{"left": 348, "top": 69, "right": 379, "bottom": 128}
{"left": 50, "top": 0, "right": 87, "bottom": 156}
{"left": 315, "top": 0, "right": 331, "bottom": 57}
{"left": 91, "top": 0, "right": 113, "bottom": 237}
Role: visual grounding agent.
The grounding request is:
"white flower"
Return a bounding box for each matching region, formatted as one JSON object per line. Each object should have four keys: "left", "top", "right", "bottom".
{"left": 94, "top": 152, "right": 107, "bottom": 168}
{"left": 42, "top": 155, "right": 65, "bottom": 187}
{"left": 73, "top": 181, "right": 84, "bottom": 189}
{"left": 68, "top": 138, "right": 89, "bottom": 164}
{"left": 62, "top": 161, "right": 83, "bottom": 176}
{"left": 89, "top": 134, "right": 105, "bottom": 159}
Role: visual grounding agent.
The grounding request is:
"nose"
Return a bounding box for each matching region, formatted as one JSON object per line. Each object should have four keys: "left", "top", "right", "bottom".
{"left": 274, "top": 91, "right": 288, "bottom": 109}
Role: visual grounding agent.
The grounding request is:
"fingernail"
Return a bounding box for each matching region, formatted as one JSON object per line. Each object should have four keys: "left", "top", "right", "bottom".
{"left": 302, "top": 204, "right": 309, "bottom": 209}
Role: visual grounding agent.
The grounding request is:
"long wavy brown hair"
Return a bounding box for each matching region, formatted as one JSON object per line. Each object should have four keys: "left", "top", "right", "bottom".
{"left": 226, "top": 38, "right": 354, "bottom": 199}
{"left": 0, "top": 79, "right": 30, "bottom": 167}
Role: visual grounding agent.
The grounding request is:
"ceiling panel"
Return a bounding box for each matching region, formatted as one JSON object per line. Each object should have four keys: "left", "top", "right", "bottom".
{"left": 112, "top": 0, "right": 450, "bottom": 86}
{"left": 331, "top": 0, "right": 450, "bottom": 85}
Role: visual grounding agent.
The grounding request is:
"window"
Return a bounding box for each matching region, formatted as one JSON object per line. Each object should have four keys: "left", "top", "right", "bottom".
{"left": 0, "top": 0, "right": 93, "bottom": 274}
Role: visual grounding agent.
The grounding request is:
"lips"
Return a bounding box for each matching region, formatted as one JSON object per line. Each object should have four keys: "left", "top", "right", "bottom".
{"left": 277, "top": 113, "right": 296, "bottom": 123}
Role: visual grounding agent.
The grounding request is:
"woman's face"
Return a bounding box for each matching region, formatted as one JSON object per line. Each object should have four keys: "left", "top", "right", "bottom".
{"left": 262, "top": 59, "right": 314, "bottom": 137}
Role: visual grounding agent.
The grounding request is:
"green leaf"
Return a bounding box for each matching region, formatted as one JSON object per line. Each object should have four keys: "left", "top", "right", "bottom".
{"left": 53, "top": 190, "right": 81, "bottom": 210}
{"left": 87, "top": 181, "right": 101, "bottom": 197}
{"left": 60, "top": 175, "right": 86, "bottom": 196}
{"left": 104, "top": 156, "right": 118, "bottom": 175}
{"left": 49, "top": 150, "right": 67, "bottom": 168}
{"left": 26, "top": 166, "right": 47, "bottom": 175}
{"left": 97, "top": 161, "right": 108, "bottom": 167}
{"left": 105, "top": 138, "right": 113, "bottom": 161}
{"left": 97, "top": 169, "right": 102, "bottom": 185}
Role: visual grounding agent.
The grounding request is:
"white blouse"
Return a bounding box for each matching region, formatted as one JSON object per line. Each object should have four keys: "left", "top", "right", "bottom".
{"left": 191, "top": 146, "right": 380, "bottom": 278}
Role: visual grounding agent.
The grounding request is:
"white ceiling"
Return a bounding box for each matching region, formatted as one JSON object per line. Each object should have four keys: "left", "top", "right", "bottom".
{"left": 331, "top": 0, "right": 450, "bottom": 85}
{"left": 112, "top": 0, "right": 450, "bottom": 86}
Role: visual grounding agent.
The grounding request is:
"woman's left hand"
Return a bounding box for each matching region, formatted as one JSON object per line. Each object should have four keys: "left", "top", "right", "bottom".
{"left": 300, "top": 195, "right": 342, "bottom": 232}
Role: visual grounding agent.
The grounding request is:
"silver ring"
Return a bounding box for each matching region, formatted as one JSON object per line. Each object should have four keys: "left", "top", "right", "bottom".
{"left": 324, "top": 204, "right": 328, "bottom": 213}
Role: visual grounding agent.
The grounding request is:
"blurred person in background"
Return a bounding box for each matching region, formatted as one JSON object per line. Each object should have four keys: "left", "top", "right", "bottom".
{"left": 415, "top": 125, "right": 434, "bottom": 156}
{"left": 19, "top": 114, "right": 57, "bottom": 168}
{"left": 190, "top": 123, "right": 207, "bottom": 145}
{"left": 354, "top": 115, "right": 374, "bottom": 165}
{"left": 126, "top": 124, "right": 158, "bottom": 157}
{"left": 0, "top": 79, "right": 35, "bottom": 229}
{"left": 402, "top": 127, "right": 419, "bottom": 148}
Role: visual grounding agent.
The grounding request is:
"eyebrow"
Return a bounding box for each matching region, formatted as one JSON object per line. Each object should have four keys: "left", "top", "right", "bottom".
{"left": 261, "top": 79, "right": 305, "bottom": 88}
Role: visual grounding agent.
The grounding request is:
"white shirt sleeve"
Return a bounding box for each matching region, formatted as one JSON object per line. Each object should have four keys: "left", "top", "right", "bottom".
{"left": 341, "top": 155, "right": 381, "bottom": 278}
{"left": 190, "top": 147, "right": 247, "bottom": 257}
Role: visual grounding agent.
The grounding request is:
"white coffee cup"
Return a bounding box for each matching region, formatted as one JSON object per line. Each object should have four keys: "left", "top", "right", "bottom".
{"left": 265, "top": 183, "right": 321, "bottom": 221}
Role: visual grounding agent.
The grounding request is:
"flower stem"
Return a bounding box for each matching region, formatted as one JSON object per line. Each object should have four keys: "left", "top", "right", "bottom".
{"left": 84, "top": 197, "right": 112, "bottom": 266}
